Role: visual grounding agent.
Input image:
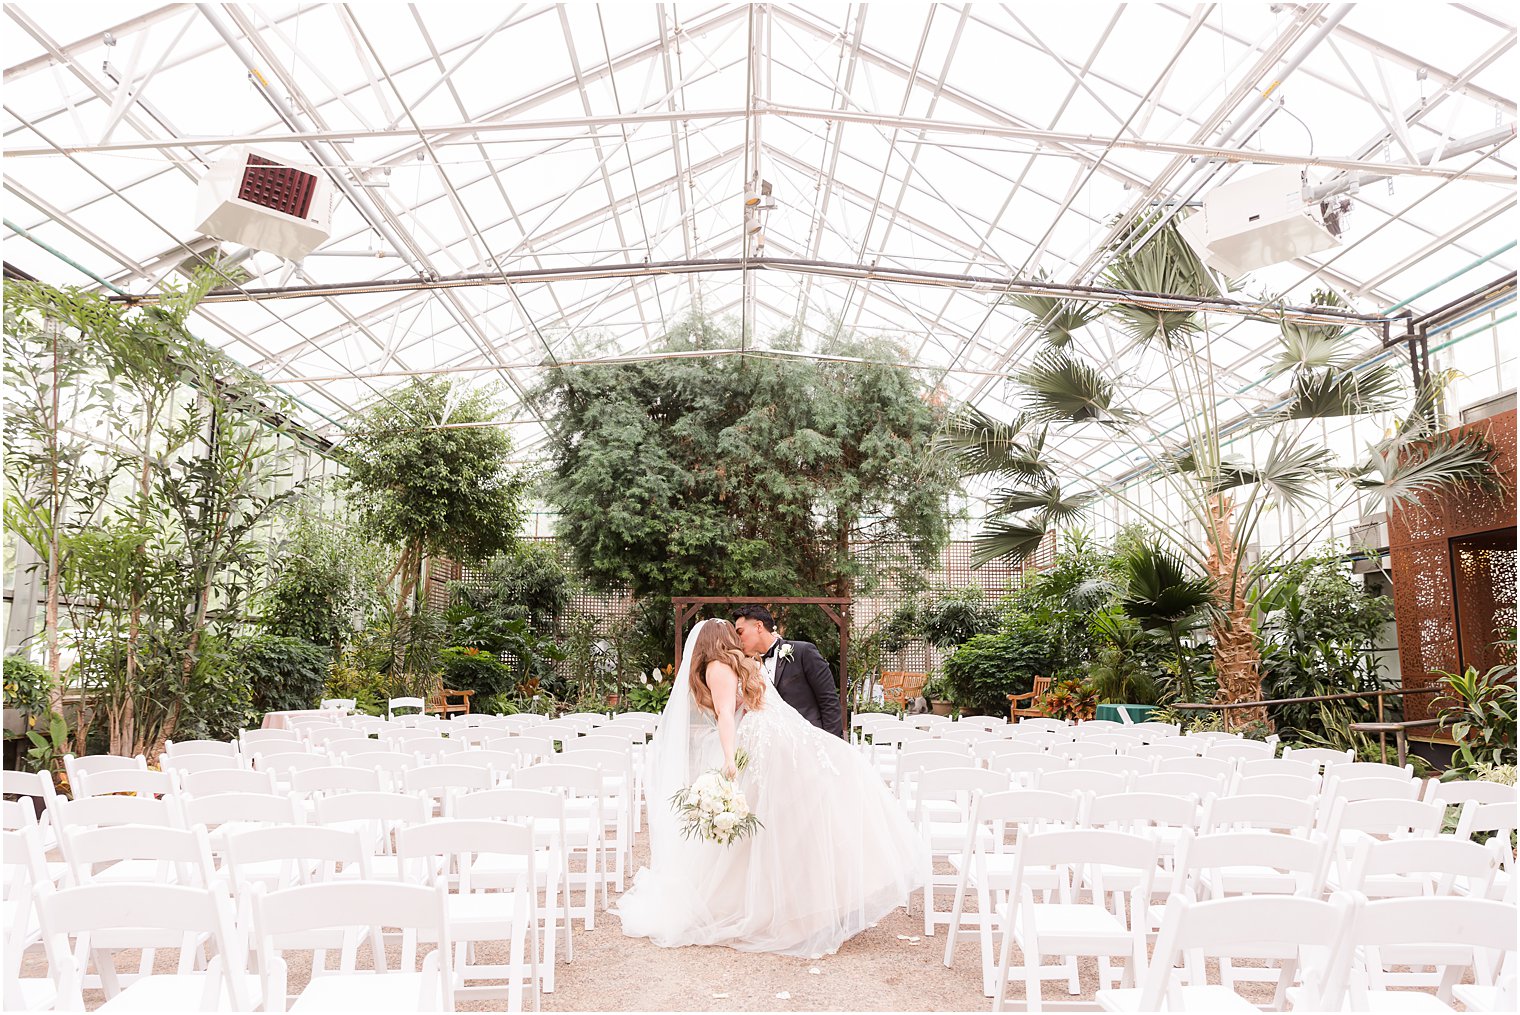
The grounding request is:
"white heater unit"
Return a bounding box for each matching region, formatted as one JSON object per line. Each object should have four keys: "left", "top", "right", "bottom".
{"left": 1178, "top": 165, "right": 1346, "bottom": 277}
{"left": 193, "top": 147, "right": 332, "bottom": 262}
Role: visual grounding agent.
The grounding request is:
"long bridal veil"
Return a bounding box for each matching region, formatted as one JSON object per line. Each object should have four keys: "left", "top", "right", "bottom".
{"left": 642, "top": 617, "right": 710, "bottom": 864}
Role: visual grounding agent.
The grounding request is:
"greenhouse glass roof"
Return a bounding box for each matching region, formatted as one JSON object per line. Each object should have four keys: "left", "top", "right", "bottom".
{"left": 3, "top": 3, "right": 1515, "bottom": 484}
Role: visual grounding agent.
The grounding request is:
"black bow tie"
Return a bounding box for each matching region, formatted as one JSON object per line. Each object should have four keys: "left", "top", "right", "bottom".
{"left": 762, "top": 641, "right": 780, "bottom": 660}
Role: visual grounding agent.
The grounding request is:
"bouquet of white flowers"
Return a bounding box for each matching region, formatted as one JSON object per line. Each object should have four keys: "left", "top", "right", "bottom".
{"left": 670, "top": 750, "right": 762, "bottom": 845}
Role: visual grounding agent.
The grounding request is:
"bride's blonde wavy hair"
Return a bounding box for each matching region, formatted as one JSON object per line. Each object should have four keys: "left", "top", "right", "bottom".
{"left": 689, "top": 620, "right": 766, "bottom": 716}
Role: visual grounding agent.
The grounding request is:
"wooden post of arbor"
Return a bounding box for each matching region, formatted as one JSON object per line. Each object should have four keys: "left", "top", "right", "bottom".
{"left": 672, "top": 596, "right": 853, "bottom": 737}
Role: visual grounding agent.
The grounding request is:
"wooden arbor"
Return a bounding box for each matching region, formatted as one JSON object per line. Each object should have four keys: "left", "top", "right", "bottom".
{"left": 672, "top": 596, "right": 853, "bottom": 736}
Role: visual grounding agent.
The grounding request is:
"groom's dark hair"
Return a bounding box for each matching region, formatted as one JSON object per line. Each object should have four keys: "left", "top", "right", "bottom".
{"left": 732, "top": 604, "right": 776, "bottom": 631}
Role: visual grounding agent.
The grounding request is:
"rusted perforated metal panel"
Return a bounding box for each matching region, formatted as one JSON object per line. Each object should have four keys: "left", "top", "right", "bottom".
{"left": 1388, "top": 409, "right": 1516, "bottom": 728}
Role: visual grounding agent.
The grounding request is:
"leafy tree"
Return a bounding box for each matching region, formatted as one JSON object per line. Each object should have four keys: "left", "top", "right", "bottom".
{"left": 259, "top": 505, "right": 387, "bottom": 654}
{"left": 340, "top": 378, "right": 529, "bottom": 671}
{"left": 537, "top": 316, "right": 956, "bottom": 664}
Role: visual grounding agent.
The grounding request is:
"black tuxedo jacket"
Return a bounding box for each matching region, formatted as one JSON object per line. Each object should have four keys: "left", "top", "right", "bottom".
{"left": 769, "top": 638, "right": 846, "bottom": 739}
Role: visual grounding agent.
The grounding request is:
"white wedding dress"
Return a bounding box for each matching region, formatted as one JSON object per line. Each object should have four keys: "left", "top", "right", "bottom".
{"left": 615, "top": 620, "right": 927, "bottom": 958}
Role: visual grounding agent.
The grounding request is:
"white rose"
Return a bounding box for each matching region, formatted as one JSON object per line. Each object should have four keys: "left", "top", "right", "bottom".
{"left": 693, "top": 772, "right": 720, "bottom": 795}
{"left": 713, "top": 812, "right": 738, "bottom": 832}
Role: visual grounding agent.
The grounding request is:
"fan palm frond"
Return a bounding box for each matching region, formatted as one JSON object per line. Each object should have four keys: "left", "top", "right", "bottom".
{"left": 1285, "top": 361, "right": 1403, "bottom": 419}
{"left": 1100, "top": 221, "right": 1221, "bottom": 349}
{"left": 1266, "top": 319, "right": 1352, "bottom": 376}
{"left": 970, "top": 518, "right": 1049, "bottom": 569}
{"left": 1350, "top": 428, "right": 1501, "bottom": 510}
{"left": 1019, "top": 349, "right": 1128, "bottom": 425}
{"left": 1005, "top": 279, "right": 1103, "bottom": 347}
{"left": 1119, "top": 541, "right": 1218, "bottom": 629}
{"left": 990, "top": 483, "right": 1097, "bottom": 527}
{"left": 1253, "top": 439, "right": 1337, "bottom": 511}
{"left": 937, "top": 406, "right": 1053, "bottom": 481}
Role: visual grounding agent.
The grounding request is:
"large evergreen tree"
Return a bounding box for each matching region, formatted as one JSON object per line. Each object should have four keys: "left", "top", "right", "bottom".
{"left": 538, "top": 317, "right": 956, "bottom": 634}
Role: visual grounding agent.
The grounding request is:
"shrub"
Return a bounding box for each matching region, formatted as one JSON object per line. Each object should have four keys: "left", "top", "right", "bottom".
{"left": 941, "top": 623, "right": 1058, "bottom": 717}
{"left": 2, "top": 655, "right": 52, "bottom": 732}
{"left": 439, "top": 646, "right": 514, "bottom": 699}
{"left": 1435, "top": 658, "right": 1517, "bottom": 773}
{"left": 1041, "top": 677, "right": 1098, "bottom": 722}
{"left": 235, "top": 636, "right": 331, "bottom": 714}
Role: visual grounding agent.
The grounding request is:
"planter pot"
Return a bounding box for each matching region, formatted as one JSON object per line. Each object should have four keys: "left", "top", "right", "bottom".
{"left": 931, "top": 700, "right": 954, "bottom": 717}
{"left": 605, "top": 694, "right": 621, "bottom": 707}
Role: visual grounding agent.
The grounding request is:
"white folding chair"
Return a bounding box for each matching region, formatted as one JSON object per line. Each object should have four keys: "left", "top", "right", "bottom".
{"left": 161, "top": 753, "right": 243, "bottom": 782}
{"left": 509, "top": 765, "right": 607, "bottom": 929}
{"left": 1096, "top": 893, "right": 1356, "bottom": 1013}
{"left": 1203, "top": 739, "right": 1275, "bottom": 764}
{"left": 987, "top": 753, "right": 1070, "bottom": 790}
{"left": 1169, "top": 829, "right": 1332, "bottom": 997}
{"left": 1322, "top": 797, "right": 1446, "bottom": 890}
{"left": 313, "top": 791, "right": 429, "bottom": 883}
{"left": 1425, "top": 779, "right": 1517, "bottom": 807}
{"left": 37, "top": 881, "right": 255, "bottom": 1011}
{"left": 1131, "top": 771, "right": 1225, "bottom": 801}
{"left": 1279, "top": 745, "right": 1355, "bottom": 772}
{"left": 52, "top": 795, "right": 183, "bottom": 886}
{"left": 179, "top": 768, "right": 277, "bottom": 798}
{"left": 289, "top": 765, "right": 383, "bottom": 801}
{"left": 912, "top": 767, "right": 1011, "bottom": 937}
{"left": 62, "top": 824, "right": 217, "bottom": 891}
{"left": 404, "top": 763, "right": 494, "bottom": 818}
{"left": 1053, "top": 741, "right": 1118, "bottom": 763}
{"left": 72, "top": 768, "right": 175, "bottom": 799}
{"left": 224, "top": 824, "right": 372, "bottom": 896}
{"left": 60, "top": 753, "right": 147, "bottom": 792}
{"left": 181, "top": 791, "right": 302, "bottom": 856}
{"left": 163, "top": 740, "right": 240, "bottom": 759}
{"left": 454, "top": 788, "right": 574, "bottom": 990}
{"left": 1073, "top": 720, "right": 1127, "bottom": 736}
{"left": 1083, "top": 755, "right": 1155, "bottom": 780}
{"left": 2, "top": 819, "right": 51, "bottom": 1005}
{"left": 1201, "top": 793, "right": 1319, "bottom": 836}
{"left": 547, "top": 749, "right": 634, "bottom": 892}
{"left": 386, "top": 696, "right": 427, "bottom": 721}
{"left": 1338, "top": 760, "right": 1416, "bottom": 780}
{"left": 1337, "top": 896, "right": 1517, "bottom": 1009}
{"left": 1149, "top": 736, "right": 1207, "bottom": 756}
{"left": 1038, "top": 769, "right": 1128, "bottom": 797}
{"left": 1013, "top": 718, "right": 1071, "bottom": 733}
{"left": 1231, "top": 773, "right": 1319, "bottom": 799}
{"left": 1129, "top": 721, "right": 1180, "bottom": 740}
{"left": 238, "top": 728, "right": 300, "bottom": 750}
{"left": 1345, "top": 835, "right": 1498, "bottom": 901}
{"left": 1156, "top": 755, "right": 1234, "bottom": 782}
{"left": 1454, "top": 800, "right": 1516, "bottom": 898}
{"left": 943, "top": 789, "right": 1085, "bottom": 997}
{"left": 1236, "top": 756, "right": 1320, "bottom": 781}
{"left": 1124, "top": 742, "right": 1195, "bottom": 764}
{"left": 990, "top": 830, "right": 1159, "bottom": 1012}
{"left": 249, "top": 881, "right": 454, "bottom": 1012}
{"left": 398, "top": 819, "right": 542, "bottom": 1011}
{"left": 974, "top": 741, "right": 1045, "bottom": 768}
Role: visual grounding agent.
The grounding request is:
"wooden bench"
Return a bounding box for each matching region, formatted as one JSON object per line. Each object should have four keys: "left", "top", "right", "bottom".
{"left": 880, "top": 671, "right": 927, "bottom": 707}
{"left": 428, "top": 687, "right": 475, "bottom": 717}
{"left": 1008, "top": 675, "right": 1052, "bottom": 721}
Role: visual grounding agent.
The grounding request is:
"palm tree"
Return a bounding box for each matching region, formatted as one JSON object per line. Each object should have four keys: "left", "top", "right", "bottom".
{"left": 941, "top": 220, "right": 1499, "bottom": 725}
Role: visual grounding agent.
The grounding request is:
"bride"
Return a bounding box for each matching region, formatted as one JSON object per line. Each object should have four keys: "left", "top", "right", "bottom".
{"left": 615, "top": 617, "right": 926, "bottom": 958}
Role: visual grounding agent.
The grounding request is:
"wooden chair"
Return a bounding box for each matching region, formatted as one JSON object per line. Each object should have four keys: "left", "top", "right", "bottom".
{"left": 1008, "top": 675, "right": 1052, "bottom": 722}
{"left": 880, "top": 672, "right": 927, "bottom": 707}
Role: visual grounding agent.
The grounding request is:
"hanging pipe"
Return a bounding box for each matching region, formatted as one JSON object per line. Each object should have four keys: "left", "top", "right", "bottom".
{"left": 5, "top": 217, "right": 128, "bottom": 294}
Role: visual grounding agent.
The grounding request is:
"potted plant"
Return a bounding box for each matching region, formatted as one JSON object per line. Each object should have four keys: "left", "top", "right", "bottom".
{"left": 922, "top": 675, "right": 955, "bottom": 717}
{"left": 1041, "top": 677, "right": 1099, "bottom": 723}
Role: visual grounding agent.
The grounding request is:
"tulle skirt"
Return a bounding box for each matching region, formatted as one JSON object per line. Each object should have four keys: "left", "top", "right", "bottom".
{"left": 615, "top": 697, "right": 926, "bottom": 958}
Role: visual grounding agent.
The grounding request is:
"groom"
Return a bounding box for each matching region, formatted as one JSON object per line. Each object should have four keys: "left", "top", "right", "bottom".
{"left": 732, "top": 605, "right": 846, "bottom": 739}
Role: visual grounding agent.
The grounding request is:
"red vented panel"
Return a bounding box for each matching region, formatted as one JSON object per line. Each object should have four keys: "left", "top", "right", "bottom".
{"left": 238, "top": 155, "right": 317, "bottom": 218}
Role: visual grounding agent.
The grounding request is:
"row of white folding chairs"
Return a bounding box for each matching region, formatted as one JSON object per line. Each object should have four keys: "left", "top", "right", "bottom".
{"left": 5, "top": 766, "right": 620, "bottom": 1001}
{"left": 6, "top": 823, "right": 543, "bottom": 1012}
{"left": 56, "top": 741, "right": 644, "bottom": 897}
{"left": 925, "top": 793, "right": 1516, "bottom": 1007}
{"left": 905, "top": 767, "right": 1513, "bottom": 940}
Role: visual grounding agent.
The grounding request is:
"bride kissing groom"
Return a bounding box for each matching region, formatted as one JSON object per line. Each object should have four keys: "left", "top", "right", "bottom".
{"left": 615, "top": 612, "right": 924, "bottom": 959}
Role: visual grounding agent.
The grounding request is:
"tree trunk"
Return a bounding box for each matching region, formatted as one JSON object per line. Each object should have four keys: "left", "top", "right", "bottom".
{"left": 1204, "top": 494, "right": 1269, "bottom": 729}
